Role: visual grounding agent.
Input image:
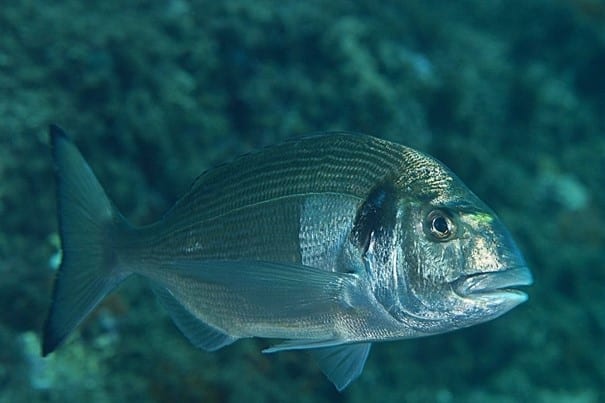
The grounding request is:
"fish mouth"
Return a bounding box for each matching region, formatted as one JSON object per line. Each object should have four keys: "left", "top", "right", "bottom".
{"left": 453, "top": 266, "right": 533, "bottom": 303}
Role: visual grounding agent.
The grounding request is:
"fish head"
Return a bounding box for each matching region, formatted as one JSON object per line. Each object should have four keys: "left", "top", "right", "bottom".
{"left": 368, "top": 151, "right": 533, "bottom": 335}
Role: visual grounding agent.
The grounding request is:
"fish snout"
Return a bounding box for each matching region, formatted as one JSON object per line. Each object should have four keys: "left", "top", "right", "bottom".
{"left": 452, "top": 265, "right": 533, "bottom": 307}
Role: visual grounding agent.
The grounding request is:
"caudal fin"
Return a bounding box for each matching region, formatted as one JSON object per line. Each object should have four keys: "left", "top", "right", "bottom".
{"left": 42, "top": 125, "right": 132, "bottom": 356}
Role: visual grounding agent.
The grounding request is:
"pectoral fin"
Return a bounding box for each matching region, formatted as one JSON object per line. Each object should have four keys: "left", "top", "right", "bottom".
{"left": 148, "top": 259, "right": 367, "bottom": 330}
{"left": 144, "top": 260, "right": 374, "bottom": 390}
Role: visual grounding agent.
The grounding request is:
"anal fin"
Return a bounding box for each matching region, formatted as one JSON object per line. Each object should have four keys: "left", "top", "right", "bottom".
{"left": 152, "top": 285, "right": 237, "bottom": 351}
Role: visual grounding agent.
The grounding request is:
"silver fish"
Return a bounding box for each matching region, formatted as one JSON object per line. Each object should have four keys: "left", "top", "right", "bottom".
{"left": 42, "top": 125, "right": 532, "bottom": 390}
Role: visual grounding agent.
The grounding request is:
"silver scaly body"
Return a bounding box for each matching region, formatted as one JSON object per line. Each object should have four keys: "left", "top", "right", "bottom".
{"left": 43, "top": 127, "right": 532, "bottom": 390}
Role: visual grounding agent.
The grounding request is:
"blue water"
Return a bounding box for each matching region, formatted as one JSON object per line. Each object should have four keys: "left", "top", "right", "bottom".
{"left": 0, "top": 1, "right": 603, "bottom": 402}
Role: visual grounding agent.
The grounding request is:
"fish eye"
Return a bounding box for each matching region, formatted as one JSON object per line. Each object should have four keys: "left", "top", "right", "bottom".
{"left": 425, "top": 210, "right": 455, "bottom": 241}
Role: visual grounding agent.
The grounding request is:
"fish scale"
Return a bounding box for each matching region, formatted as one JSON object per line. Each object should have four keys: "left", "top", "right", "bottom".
{"left": 168, "top": 135, "right": 405, "bottom": 220}
{"left": 138, "top": 135, "right": 412, "bottom": 264}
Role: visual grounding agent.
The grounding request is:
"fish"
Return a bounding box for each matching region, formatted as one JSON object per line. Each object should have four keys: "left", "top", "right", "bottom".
{"left": 42, "top": 125, "right": 533, "bottom": 390}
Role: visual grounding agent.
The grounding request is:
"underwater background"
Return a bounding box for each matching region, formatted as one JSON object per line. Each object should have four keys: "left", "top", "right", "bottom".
{"left": 1, "top": 0, "right": 603, "bottom": 402}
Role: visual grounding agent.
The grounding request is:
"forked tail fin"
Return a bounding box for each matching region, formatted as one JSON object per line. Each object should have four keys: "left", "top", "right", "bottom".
{"left": 42, "top": 125, "right": 133, "bottom": 356}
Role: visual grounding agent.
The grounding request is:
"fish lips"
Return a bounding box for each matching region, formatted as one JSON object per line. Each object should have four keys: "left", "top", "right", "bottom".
{"left": 453, "top": 266, "right": 534, "bottom": 305}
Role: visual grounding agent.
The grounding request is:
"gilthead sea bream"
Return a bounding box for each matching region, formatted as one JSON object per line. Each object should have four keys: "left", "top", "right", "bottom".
{"left": 43, "top": 126, "right": 532, "bottom": 390}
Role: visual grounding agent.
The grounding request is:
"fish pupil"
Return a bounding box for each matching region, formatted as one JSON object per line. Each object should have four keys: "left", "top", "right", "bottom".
{"left": 432, "top": 216, "right": 449, "bottom": 234}
{"left": 427, "top": 210, "right": 455, "bottom": 240}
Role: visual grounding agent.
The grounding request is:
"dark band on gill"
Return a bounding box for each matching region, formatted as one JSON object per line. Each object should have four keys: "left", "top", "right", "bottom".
{"left": 351, "top": 182, "right": 398, "bottom": 254}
